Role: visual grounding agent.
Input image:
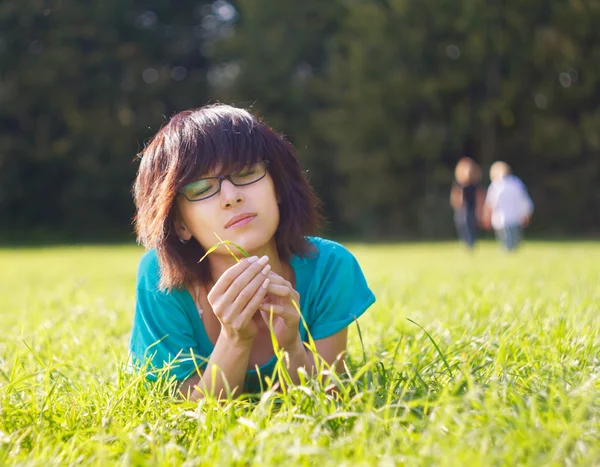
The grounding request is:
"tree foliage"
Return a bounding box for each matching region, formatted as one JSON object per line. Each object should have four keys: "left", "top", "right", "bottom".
{"left": 1, "top": 0, "right": 598, "bottom": 240}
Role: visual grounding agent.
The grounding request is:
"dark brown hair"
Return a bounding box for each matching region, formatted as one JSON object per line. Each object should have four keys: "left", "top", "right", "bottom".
{"left": 133, "top": 104, "right": 321, "bottom": 290}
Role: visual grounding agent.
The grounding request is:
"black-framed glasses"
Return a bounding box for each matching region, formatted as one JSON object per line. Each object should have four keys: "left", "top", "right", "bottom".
{"left": 179, "top": 160, "right": 270, "bottom": 202}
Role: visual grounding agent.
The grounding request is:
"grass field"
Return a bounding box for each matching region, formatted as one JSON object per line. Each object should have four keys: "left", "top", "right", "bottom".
{"left": 1, "top": 242, "right": 599, "bottom": 466}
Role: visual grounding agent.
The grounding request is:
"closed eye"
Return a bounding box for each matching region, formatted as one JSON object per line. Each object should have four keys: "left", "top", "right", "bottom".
{"left": 236, "top": 170, "right": 255, "bottom": 177}
{"left": 192, "top": 186, "right": 212, "bottom": 196}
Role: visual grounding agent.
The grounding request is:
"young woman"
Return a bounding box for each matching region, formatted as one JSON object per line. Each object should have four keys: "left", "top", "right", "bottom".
{"left": 129, "top": 104, "right": 375, "bottom": 400}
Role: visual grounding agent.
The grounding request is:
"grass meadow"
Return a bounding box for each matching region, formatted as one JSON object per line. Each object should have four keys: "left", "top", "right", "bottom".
{"left": 1, "top": 242, "right": 599, "bottom": 466}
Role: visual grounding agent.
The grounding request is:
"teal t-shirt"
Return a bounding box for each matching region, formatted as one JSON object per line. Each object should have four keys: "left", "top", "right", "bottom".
{"left": 129, "top": 237, "right": 376, "bottom": 392}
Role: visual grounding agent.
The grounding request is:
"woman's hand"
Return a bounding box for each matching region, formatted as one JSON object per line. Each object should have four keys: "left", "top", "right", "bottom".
{"left": 259, "top": 272, "right": 302, "bottom": 350}
{"left": 207, "top": 255, "right": 272, "bottom": 346}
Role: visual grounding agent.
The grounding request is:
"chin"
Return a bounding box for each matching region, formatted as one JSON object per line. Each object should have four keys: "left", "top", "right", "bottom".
{"left": 230, "top": 228, "right": 277, "bottom": 254}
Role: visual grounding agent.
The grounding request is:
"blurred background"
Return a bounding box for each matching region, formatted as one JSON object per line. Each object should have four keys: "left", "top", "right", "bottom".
{"left": 1, "top": 0, "right": 599, "bottom": 243}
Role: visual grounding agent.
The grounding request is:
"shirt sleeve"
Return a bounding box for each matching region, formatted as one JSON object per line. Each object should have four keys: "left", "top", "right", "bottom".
{"left": 519, "top": 187, "right": 534, "bottom": 218}
{"left": 129, "top": 287, "right": 202, "bottom": 381}
{"left": 308, "top": 245, "right": 376, "bottom": 341}
{"left": 485, "top": 182, "right": 498, "bottom": 208}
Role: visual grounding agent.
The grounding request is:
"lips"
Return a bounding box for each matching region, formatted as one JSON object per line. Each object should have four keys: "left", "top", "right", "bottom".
{"left": 224, "top": 213, "right": 256, "bottom": 229}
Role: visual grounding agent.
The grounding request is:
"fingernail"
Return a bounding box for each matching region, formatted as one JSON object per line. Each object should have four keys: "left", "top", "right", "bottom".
{"left": 247, "top": 256, "right": 258, "bottom": 263}
{"left": 262, "top": 278, "right": 270, "bottom": 289}
{"left": 258, "top": 255, "right": 269, "bottom": 265}
{"left": 261, "top": 264, "right": 271, "bottom": 275}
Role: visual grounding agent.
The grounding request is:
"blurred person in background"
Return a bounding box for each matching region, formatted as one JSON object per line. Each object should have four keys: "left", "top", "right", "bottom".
{"left": 483, "top": 161, "right": 534, "bottom": 251}
{"left": 450, "top": 158, "right": 486, "bottom": 249}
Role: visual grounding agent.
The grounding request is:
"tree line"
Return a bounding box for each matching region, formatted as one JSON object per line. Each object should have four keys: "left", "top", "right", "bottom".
{"left": 1, "top": 0, "right": 598, "bottom": 242}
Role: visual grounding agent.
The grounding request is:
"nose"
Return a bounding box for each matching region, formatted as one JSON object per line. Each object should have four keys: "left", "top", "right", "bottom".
{"left": 219, "top": 178, "right": 244, "bottom": 208}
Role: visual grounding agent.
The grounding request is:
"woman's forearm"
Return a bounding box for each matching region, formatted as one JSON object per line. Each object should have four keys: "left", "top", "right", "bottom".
{"left": 284, "top": 337, "right": 317, "bottom": 384}
{"left": 185, "top": 335, "right": 253, "bottom": 401}
{"left": 181, "top": 335, "right": 323, "bottom": 399}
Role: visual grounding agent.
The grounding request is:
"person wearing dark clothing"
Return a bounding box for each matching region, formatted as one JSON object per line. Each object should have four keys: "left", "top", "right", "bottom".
{"left": 450, "top": 158, "right": 485, "bottom": 249}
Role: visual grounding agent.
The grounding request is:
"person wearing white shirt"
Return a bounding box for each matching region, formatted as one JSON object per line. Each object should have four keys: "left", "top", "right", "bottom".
{"left": 483, "top": 161, "right": 534, "bottom": 250}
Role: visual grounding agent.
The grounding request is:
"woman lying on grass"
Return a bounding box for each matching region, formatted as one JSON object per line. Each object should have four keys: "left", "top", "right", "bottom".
{"left": 129, "top": 104, "right": 375, "bottom": 400}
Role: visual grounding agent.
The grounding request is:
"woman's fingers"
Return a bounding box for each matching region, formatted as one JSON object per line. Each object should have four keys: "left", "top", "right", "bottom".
{"left": 209, "top": 255, "right": 269, "bottom": 309}
{"left": 265, "top": 283, "right": 292, "bottom": 297}
{"left": 266, "top": 271, "right": 292, "bottom": 287}
{"left": 234, "top": 277, "right": 271, "bottom": 328}
{"left": 230, "top": 262, "right": 271, "bottom": 311}
{"left": 207, "top": 256, "right": 257, "bottom": 300}
{"left": 211, "top": 263, "right": 301, "bottom": 332}
{"left": 259, "top": 303, "right": 284, "bottom": 314}
{"left": 259, "top": 302, "right": 297, "bottom": 323}
{"left": 266, "top": 272, "right": 300, "bottom": 301}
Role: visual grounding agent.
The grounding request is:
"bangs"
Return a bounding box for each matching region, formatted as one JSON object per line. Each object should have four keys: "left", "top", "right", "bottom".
{"left": 174, "top": 107, "right": 267, "bottom": 190}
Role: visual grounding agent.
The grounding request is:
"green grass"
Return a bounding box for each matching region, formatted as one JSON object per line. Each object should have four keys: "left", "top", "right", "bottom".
{"left": 1, "top": 242, "right": 599, "bottom": 466}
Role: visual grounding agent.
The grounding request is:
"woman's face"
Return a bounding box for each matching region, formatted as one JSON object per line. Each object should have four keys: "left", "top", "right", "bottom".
{"left": 175, "top": 167, "right": 280, "bottom": 255}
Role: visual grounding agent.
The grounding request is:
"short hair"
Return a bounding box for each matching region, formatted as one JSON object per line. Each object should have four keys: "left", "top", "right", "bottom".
{"left": 455, "top": 157, "right": 481, "bottom": 184}
{"left": 490, "top": 161, "right": 511, "bottom": 182}
{"left": 133, "top": 104, "right": 322, "bottom": 290}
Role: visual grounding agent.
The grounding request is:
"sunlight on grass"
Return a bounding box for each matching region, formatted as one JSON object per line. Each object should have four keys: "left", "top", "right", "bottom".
{"left": 1, "top": 242, "right": 599, "bottom": 465}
